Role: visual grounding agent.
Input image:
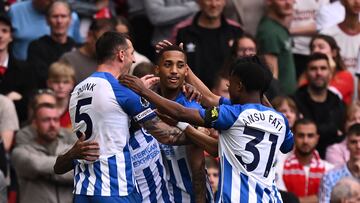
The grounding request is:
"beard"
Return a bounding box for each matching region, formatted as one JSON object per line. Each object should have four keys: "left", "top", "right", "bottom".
{"left": 296, "top": 146, "right": 315, "bottom": 157}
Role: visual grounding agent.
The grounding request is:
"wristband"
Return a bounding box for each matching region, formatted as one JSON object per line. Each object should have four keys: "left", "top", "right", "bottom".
{"left": 176, "top": 122, "right": 190, "bottom": 131}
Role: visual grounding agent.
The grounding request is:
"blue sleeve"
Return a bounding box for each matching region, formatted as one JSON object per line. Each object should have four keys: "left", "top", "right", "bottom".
{"left": 219, "top": 96, "right": 231, "bottom": 105}
{"left": 279, "top": 115, "right": 294, "bottom": 153}
{"left": 199, "top": 105, "right": 239, "bottom": 130}
{"left": 106, "top": 74, "right": 156, "bottom": 123}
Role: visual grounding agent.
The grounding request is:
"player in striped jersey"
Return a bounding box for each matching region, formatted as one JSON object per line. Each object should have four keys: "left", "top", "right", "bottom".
{"left": 120, "top": 56, "right": 294, "bottom": 203}
{"left": 55, "top": 32, "right": 196, "bottom": 203}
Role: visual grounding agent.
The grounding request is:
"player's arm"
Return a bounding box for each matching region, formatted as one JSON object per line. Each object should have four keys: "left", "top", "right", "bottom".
{"left": 54, "top": 133, "right": 99, "bottom": 174}
{"left": 185, "top": 66, "right": 221, "bottom": 107}
{"left": 187, "top": 144, "right": 206, "bottom": 203}
{"left": 120, "top": 74, "right": 206, "bottom": 127}
{"left": 184, "top": 126, "right": 218, "bottom": 157}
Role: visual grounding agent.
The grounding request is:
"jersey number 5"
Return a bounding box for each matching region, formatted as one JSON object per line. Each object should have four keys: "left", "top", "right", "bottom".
{"left": 75, "top": 97, "right": 93, "bottom": 140}
{"left": 235, "top": 126, "right": 278, "bottom": 178}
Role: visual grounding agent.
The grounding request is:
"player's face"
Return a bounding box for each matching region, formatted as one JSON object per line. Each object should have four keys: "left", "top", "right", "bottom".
{"left": 342, "top": 0, "right": 360, "bottom": 15}
{"left": 198, "top": 0, "right": 225, "bottom": 20}
{"left": 228, "top": 75, "right": 241, "bottom": 104}
{"left": 123, "top": 39, "right": 135, "bottom": 74}
{"left": 236, "top": 37, "right": 257, "bottom": 57}
{"left": 207, "top": 167, "right": 219, "bottom": 193}
{"left": 306, "top": 59, "right": 331, "bottom": 91}
{"left": 277, "top": 101, "right": 296, "bottom": 128}
{"left": 47, "top": 78, "right": 74, "bottom": 100}
{"left": 294, "top": 123, "right": 319, "bottom": 156}
{"left": 0, "top": 22, "right": 12, "bottom": 52}
{"left": 156, "top": 50, "right": 188, "bottom": 90}
{"left": 347, "top": 134, "right": 360, "bottom": 161}
{"left": 212, "top": 78, "right": 229, "bottom": 98}
{"left": 47, "top": 3, "right": 71, "bottom": 37}
{"left": 34, "top": 107, "right": 60, "bottom": 142}
{"left": 268, "top": 0, "right": 294, "bottom": 17}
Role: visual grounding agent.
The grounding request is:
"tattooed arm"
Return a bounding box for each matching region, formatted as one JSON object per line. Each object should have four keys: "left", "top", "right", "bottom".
{"left": 187, "top": 144, "right": 206, "bottom": 203}
{"left": 141, "top": 116, "right": 189, "bottom": 145}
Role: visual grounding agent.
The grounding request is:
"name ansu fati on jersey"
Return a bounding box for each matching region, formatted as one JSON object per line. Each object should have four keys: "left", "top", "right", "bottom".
{"left": 242, "top": 112, "right": 283, "bottom": 132}
{"left": 77, "top": 83, "right": 96, "bottom": 95}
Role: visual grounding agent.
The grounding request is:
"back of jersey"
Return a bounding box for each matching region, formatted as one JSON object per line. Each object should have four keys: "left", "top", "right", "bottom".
{"left": 209, "top": 104, "right": 293, "bottom": 203}
{"left": 69, "top": 72, "right": 156, "bottom": 197}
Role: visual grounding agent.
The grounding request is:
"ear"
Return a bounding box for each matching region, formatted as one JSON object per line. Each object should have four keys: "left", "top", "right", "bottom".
{"left": 118, "top": 50, "right": 125, "bottom": 62}
{"left": 155, "top": 65, "right": 160, "bottom": 75}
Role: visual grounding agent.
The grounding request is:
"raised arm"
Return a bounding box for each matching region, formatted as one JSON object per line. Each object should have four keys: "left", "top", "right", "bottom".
{"left": 185, "top": 67, "right": 221, "bottom": 107}
{"left": 120, "top": 74, "right": 206, "bottom": 127}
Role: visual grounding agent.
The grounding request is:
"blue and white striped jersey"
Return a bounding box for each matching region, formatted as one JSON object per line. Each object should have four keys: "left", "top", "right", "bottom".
{"left": 200, "top": 103, "right": 294, "bottom": 203}
{"left": 160, "top": 92, "right": 203, "bottom": 203}
{"left": 129, "top": 128, "right": 173, "bottom": 203}
{"left": 69, "top": 72, "right": 156, "bottom": 197}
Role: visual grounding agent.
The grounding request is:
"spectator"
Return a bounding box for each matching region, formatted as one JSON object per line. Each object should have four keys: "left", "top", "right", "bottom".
{"left": 321, "top": 0, "right": 360, "bottom": 73}
{"left": 0, "top": 94, "right": 18, "bottom": 153}
{"left": 272, "top": 96, "right": 298, "bottom": 128}
{"left": 279, "top": 119, "right": 333, "bottom": 203}
{"left": 46, "top": 62, "right": 75, "bottom": 129}
{"left": 0, "top": 169, "right": 5, "bottom": 203}
{"left": 15, "top": 89, "right": 75, "bottom": 146}
{"left": 319, "top": 123, "right": 360, "bottom": 202}
{"left": 293, "top": 53, "right": 346, "bottom": 158}
{"left": 11, "top": 103, "right": 75, "bottom": 203}
{"left": 256, "top": 0, "right": 297, "bottom": 95}
{"left": 290, "top": 0, "right": 329, "bottom": 78}
{"left": 132, "top": 62, "right": 155, "bottom": 77}
{"left": 330, "top": 177, "right": 360, "bottom": 203}
{"left": 326, "top": 102, "right": 360, "bottom": 167}
{"left": 223, "top": 0, "right": 265, "bottom": 36}
{"left": 0, "top": 13, "right": 32, "bottom": 124}
{"left": 310, "top": 34, "right": 354, "bottom": 105}
{"left": 174, "top": 0, "right": 242, "bottom": 89}
{"left": 60, "top": 18, "right": 114, "bottom": 83}
{"left": 211, "top": 72, "right": 229, "bottom": 99}
{"left": 27, "top": 1, "right": 77, "bottom": 89}
{"left": 144, "top": 0, "right": 198, "bottom": 46}
{"left": 8, "top": 0, "right": 82, "bottom": 60}
{"left": 114, "top": 16, "right": 150, "bottom": 74}
{"left": 205, "top": 156, "right": 219, "bottom": 195}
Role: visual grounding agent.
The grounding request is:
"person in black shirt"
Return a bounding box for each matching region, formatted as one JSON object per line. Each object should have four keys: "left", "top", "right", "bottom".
{"left": 27, "top": 1, "right": 76, "bottom": 89}
{"left": 293, "top": 53, "right": 346, "bottom": 158}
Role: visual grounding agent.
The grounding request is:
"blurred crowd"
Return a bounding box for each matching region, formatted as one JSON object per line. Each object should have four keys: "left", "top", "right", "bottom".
{"left": 0, "top": 0, "right": 360, "bottom": 203}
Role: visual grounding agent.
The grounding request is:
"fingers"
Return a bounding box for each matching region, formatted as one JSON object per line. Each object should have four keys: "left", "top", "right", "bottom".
{"left": 77, "top": 131, "right": 86, "bottom": 141}
{"left": 155, "top": 40, "right": 173, "bottom": 53}
{"left": 140, "top": 74, "right": 155, "bottom": 81}
{"left": 179, "top": 42, "right": 184, "bottom": 50}
{"left": 195, "top": 93, "right": 202, "bottom": 103}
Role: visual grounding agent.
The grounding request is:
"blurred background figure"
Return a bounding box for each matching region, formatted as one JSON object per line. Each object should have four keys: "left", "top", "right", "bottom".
{"left": 330, "top": 177, "right": 360, "bottom": 203}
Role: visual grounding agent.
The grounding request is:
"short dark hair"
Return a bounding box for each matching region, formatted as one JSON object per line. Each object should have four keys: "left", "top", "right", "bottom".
{"left": 156, "top": 45, "right": 187, "bottom": 65}
{"left": 89, "top": 18, "right": 115, "bottom": 32}
{"left": 306, "top": 52, "right": 329, "bottom": 67}
{"left": 230, "top": 55, "right": 272, "bottom": 93}
{"left": 46, "top": 0, "right": 71, "bottom": 17}
{"left": 293, "top": 118, "right": 317, "bottom": 133}
{"left": 132, "top": 62, "right": 155, "bottom": 78}
{"left": 347, "top": 123, "right": 360, "bottom": 137}
{"left": 95, "top": 31, "right": 129, "bottom": 64}
{"left": 0, "top": 13, "right": 12, "bottom": 31}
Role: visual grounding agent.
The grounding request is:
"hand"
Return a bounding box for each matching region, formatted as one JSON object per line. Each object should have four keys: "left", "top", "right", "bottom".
{"left": 70, "top": 132, "right": 100, "bottom": 162}
{"left": 119, "top": 74, "right": 147, "bottom": 95}
{"left": 140, "top": 74, "right": 159, "bottom": 89}
{"left": 182, "top": 82, "right": 202, "bottom": 102}
{"left": 155, "top": 110, "right": 178, "bottom": 126}
{"left": 155, "top": 40, "right": 184, "bottom": 53}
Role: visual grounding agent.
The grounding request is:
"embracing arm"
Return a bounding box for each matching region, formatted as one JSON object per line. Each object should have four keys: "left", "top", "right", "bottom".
{"left": 121, "top": 75, "right": 205, "bottom": 126}
{"left": 142, "top": 116, "right": 189, "bottom": 145}
{"left": 187, "top": 144, "right": 206, "bottom": 203}
{"left": 186, "top": 67, "right": 221, "bottom": 107}
{"left": 184, "top": 126, "right": 218, "bottom": 157}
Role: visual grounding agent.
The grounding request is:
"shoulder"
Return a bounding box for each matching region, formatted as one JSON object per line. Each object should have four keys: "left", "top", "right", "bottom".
{"left": 321, "top": 25, "right": 341, "bottom": 35}
{"left": 9, "top": 1, "right": 29, "bottom": 12}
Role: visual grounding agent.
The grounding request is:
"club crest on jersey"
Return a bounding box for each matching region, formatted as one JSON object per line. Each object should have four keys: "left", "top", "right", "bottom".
{"left": 140, "top": 97, "right": 150, "bottom": 108}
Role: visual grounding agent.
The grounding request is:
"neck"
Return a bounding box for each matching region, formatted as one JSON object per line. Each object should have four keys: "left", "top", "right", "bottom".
{"left": 267, "top": 11, "right": 290, "bottom": 28}
{"left": 339, "top": 12, "right": 360, "bottom": 34}
{"left": 307, "top": 86, "right": 328, "bottom": 102}
{"left": 160, "top": 85, "right": 181, "bottom": 101}
{"left": 239, "top": 92, "right": 261, "bottom": 104}
{"left": 347, "top": 159, "right": 360, "bottom": 178}
{"left": 51, "top": 33, "right": 68, "bottom": 44}
{"left": 0, "top": 49, "right": 8, "bottom": 65}
{"left": 197, "top": 12, "right": 221, "bottom": 29}
{"left": 97, "top": 62, "right": 122, "bottom": 79}
{"left": 295, "top": 150, "right": 313, "bottom": 166}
